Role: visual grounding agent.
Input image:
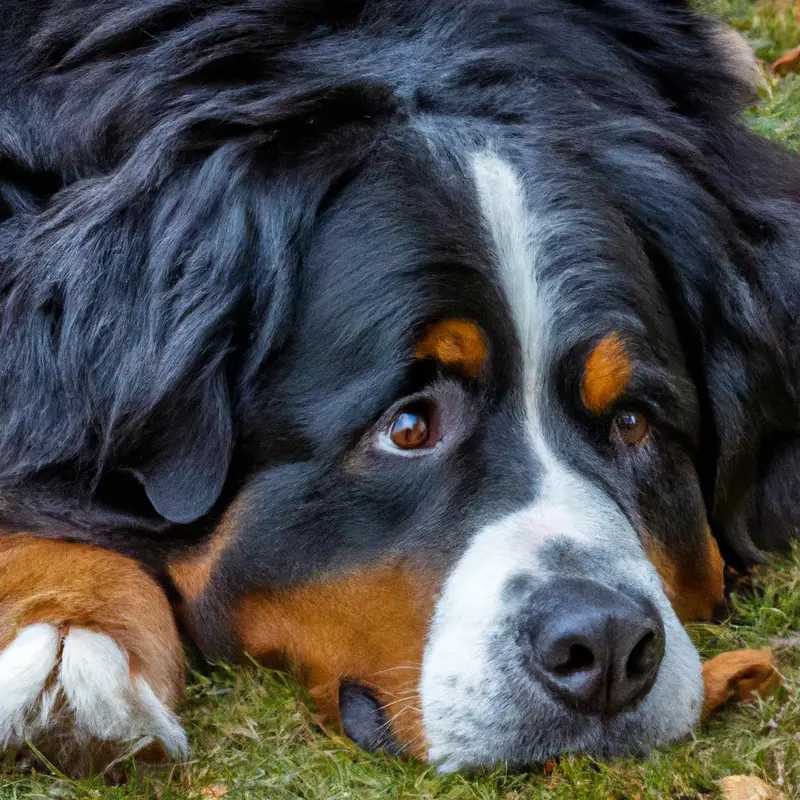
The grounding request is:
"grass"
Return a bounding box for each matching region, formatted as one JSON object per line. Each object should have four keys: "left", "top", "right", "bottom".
{"left": 3, "top": 2, "right": 800, "bottom": 798}
{"left": 704, "top": 0, "right": 800, "bottom": 147}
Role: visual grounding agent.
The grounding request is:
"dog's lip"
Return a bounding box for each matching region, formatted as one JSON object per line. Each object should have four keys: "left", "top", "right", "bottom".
{"left": 338, "top": 680, "right": 403, "bottom": 756}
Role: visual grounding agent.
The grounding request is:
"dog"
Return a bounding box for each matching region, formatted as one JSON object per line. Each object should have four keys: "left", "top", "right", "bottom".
{"left": 0, "top": 0, "right": 798, "bottom": 777}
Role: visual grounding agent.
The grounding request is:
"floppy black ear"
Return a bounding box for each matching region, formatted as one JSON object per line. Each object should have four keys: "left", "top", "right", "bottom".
{"left": 690, "top": 134, "right": 800, "bottom": 567}
{"left": 128, "top": 376, "right": 233, "bottom": 524}
{"left": 701, "top": 323, "right": 797, "bottom": 566}
{"left": 662, "top": 208, "right": 800, "bottom": 568}
{"left": 0, "top": 83, "right": 389, "bottom": 538}
{"left": 0, "top": 139, "right": 293, "bottom": 532}
{"left": 0, "top": 0, "right": 399, "bottom": 539}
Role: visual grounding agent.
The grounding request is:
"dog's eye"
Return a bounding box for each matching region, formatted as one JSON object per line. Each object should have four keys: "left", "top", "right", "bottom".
{"left": 388, "top": 407, "right": 430, "bottom": 449}
{"left": 369, "top": 385, "right": 462, "bottom": 458}
{"left": 613, "top": 410, "right": 648, "bottom": 446}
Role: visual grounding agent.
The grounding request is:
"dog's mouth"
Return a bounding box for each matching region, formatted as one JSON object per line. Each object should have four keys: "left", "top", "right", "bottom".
{"left": 338, "top": 681, "right": 404, "bottom": 756}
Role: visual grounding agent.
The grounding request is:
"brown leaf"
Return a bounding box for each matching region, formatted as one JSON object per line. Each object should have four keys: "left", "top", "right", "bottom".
{"left": 201, "top": 784, "right": 229, "bottom": 799}
{"left": 772, "top": 45, "right": 800, "bottom": 77}
{"left": 716, "top": 775, "right": 785, "bottom": 800}
{"left": 702, "top": 649, "right": 781, "bottom": 716}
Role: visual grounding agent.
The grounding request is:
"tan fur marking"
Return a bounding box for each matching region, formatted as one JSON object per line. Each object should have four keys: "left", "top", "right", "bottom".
{"left": 236, "top": 563, "right": 437, "bottom": 756}
{"left": 416, "top": 319, "right": 488, "bottom": 378}
{"left": 0, "top": 536, "right": 183, "bottom": 704}
{"left": 581, "top": 333, "right": 632, "bottom": 414}
{"left": 644, "top": 527, "right": 725, "bottom": 622}
{"left": 168, "top": 500, "right": 242, "bottom": 601}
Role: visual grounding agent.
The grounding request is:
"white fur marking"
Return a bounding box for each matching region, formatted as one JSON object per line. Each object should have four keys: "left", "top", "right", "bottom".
{"left": 471, "top": 152, "right": 546, "bottom": 388}
{"left": 61, "top": 628, "right": 137, "bottom": 741}
{"left": 135, "top": 677, "right": 187, "bottom": 758}
{"left": 0, "top": 626, "right": 187, "bottom": 760}
{"left": 0, "top": 624, "right": 60, "bottom": 746}
{"left": 59, "top": 628, "right": 188, "bottom": 756}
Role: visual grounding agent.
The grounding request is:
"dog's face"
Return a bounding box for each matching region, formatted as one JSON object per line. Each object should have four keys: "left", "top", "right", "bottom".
{"left": 170, "top": 131, "right": 724, "bottom": 769}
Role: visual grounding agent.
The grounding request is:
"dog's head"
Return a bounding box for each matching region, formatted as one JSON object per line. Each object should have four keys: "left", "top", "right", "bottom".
{"left": 172, "top": 140, "right": 722, "bottom": 768}
{"left": 3, "top": 0, "right": 799, "bottom": 772}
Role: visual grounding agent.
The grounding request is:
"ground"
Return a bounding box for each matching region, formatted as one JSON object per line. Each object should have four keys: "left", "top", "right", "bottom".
{"left": 2, "top": 1, "right": 800, "bottom": 798}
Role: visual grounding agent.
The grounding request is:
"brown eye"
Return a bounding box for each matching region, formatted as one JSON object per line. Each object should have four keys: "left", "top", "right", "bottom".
{"left": 613, "top": 410, "right": 648, "bottom": 446}
{"left": 389, "top": 409, "right": 430, "bottom": 449}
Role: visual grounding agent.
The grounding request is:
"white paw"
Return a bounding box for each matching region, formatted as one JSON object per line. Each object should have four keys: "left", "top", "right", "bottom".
{"left": 0, "top": 623, "right": 187, "bottom": 766}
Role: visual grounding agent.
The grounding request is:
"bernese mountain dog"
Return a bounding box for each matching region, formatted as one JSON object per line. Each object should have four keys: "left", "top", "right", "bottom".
{"left": 0, "top": 0, "right": 798, "bottom": 777}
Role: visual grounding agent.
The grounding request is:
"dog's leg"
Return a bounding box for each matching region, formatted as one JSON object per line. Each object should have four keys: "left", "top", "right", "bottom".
{"left": 0, "top": 536, "right": 187, "bottom": 775}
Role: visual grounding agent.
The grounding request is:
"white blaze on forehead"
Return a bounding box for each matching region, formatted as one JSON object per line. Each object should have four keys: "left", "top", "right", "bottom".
{"left": 471, "top": 151, "right": 551, "bottom": 401}
{"left": 471, "top": 150, "right": 565, "bottom": 505}
{"left": 471, "top": 150, "right": 581, "bottom": 504}
{"left": 469, "top": 150, "right": 642, "bottom": 546}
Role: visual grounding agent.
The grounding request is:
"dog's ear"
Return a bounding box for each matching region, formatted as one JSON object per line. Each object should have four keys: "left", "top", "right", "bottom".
{"left": 89, "top": 151, "right": 262, "bottom": 526}
{"left": 700, "top": 316, "right": 796, "bottom": 566}
{"left": 127, "top": 378, "right": 233, "bottom": 524}
{"left": 660, "top": 205, "right": 800, "bottom": 568}
{"left": 0, "top": 67, "right": 395, "bottom": 538}
{"left": 685, "top": 138, "right": 800, "bottom": 567}
{"left": 0, "top": 142, "right": 296, "bottom": 530}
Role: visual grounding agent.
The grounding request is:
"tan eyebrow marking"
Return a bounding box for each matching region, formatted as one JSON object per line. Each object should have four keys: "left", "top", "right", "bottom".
{"left": 415, "top": 319, "right": 488, "bottom": 378}
{"left": 581, "top": 332, "right": 632, "bottom": 414}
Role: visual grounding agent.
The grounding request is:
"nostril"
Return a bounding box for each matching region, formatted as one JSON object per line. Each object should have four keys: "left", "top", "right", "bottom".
{"left": 537, "top": 633, "right": 606, "bottom": 712}
{"left": 610, "top": 621, "right": 666, "bottom": 715}
{"left": 626, "top": 630, "right": 657, "bottom": 679}
{"left": 554, "top": 643, "right": 595, "bottom": 676}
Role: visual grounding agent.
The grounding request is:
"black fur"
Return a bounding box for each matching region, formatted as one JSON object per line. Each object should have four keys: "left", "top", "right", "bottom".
{"left": 0, "top": 0, "right": 798, "bottom": 580}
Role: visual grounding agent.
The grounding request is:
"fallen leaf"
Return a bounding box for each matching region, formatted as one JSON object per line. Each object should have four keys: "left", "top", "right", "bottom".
{"left": 702, "top": 649, "right": 781, "bottom": 716}
{"left": 201, "top": 784, "right": 229, "bottom": 799}
{"left": 716, "top": 775, "right": 784, "bottom": 800}
{"left": 772, "top": 45, "right": 800, "bottom": 77}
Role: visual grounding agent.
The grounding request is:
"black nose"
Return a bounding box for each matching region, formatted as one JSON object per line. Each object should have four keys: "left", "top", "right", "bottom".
{"left": 528, "top": 578, "right": 665, "bottom": 716}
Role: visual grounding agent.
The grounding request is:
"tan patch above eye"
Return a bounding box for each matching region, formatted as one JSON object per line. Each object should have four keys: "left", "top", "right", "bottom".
{"left": 415, "top": 319, "right": 488, "bottom": 378}
{"left": 581, "top": 332, "right": 632, "bottom": 414}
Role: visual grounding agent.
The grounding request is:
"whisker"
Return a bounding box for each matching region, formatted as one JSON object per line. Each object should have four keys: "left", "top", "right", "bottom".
{"left": 377, "top": 695, "right": 421, "bottom": 712}
{"left": 383, "top": 705, "right": 423, "bottom": 731}
{"left": 367, "top": 664, "right": 423, "bottom": 678}
{"left": 398, "top": 731, "right": 426, "bottom": 753}
{"left": 377, "top": 686, "right": 420, "bottom": 699}
{"left": 372, "top": 704, "right": 415, "bottom": 738}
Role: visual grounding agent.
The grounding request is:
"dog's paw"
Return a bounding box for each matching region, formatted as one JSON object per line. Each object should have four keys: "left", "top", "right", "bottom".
{"left": 0, "top": 623, "right": 187, "bottom": 771}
